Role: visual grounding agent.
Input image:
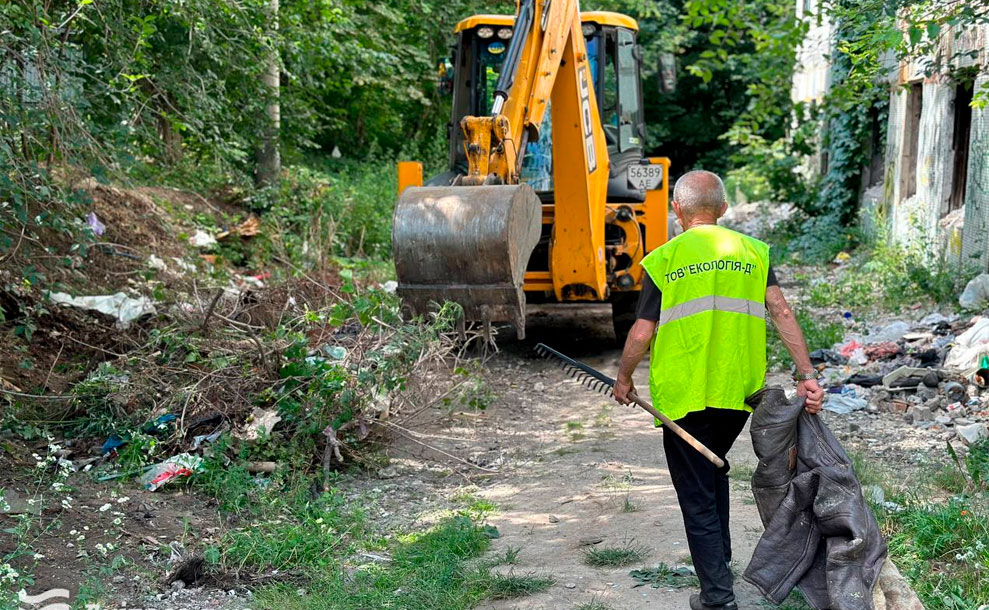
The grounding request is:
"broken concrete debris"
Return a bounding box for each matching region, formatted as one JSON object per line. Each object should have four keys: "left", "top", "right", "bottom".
{"left": 817, "top": 313, "right": 989, "bottom": 456}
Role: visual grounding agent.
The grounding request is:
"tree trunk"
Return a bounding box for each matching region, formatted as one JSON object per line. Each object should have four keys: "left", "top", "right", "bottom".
{"left": 255, "top": 0, "right": 280, "bottom": 188}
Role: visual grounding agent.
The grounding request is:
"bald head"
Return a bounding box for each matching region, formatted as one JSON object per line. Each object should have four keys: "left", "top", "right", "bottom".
{"left": 672, "top": 170, "right": 727, "bottom": 224}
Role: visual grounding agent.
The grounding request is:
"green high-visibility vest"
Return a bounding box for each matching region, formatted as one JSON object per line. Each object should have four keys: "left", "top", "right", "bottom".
{"left": 639, "top": 224, "right": 770, "bottom": 422}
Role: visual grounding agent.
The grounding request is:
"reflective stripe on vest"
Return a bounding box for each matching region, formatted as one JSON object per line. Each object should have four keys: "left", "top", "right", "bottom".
{"left": 659, "top": 295, "right": 766, "bottom": 326}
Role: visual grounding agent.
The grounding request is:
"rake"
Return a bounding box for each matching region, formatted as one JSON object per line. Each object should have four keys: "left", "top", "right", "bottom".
{"left": 534, "top": 343, "right": 724, "bottom": 468}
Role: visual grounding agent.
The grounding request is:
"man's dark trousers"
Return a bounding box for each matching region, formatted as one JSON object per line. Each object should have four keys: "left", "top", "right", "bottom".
{"left": 663, "top": 407, "right": 750, "bottom": 606}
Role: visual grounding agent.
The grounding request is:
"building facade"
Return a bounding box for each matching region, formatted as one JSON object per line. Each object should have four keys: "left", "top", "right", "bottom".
{"left": 792, "top": 1, "right": 989, "bottom": 271}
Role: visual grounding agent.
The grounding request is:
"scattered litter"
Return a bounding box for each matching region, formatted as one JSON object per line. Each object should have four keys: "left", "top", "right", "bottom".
{"left": 381, "top": 280, "right": 398, "bottom": 293}
{"left": 86, "top": 212, "right": 106, "bottom": 236}
{"left": 102, "top": 435, "right": 127, "bottom": 455}
{"left": 945, "top": 317, "right": 989, "bottom": 373}
{"left": 810, "top": 349, "right": 847, "bottom": 366}
{"left": 865, "top": 321, "right": 911, "bottom": 344}
{"left": 943, "top": 382, "right": 967, "bottom": 403}
{"left": 140, "top": 453, "right": 203, "bottom": 491}
{"left": 234, "top": 407, "right": 282, "bottom": 441}
{"left": 959, "top": 273, "right": 989, "bottom": 309}
{"left": 148, "top": 254, "right": 168, "bottom": 271}
{"left": 864, "top": 342, "right": 901, "bottom": 361}
{"left": 323, "top": 345, "right": 347, "bottom": 360}
{"left": 825, "top": 392, "right": 867, "bottom": 414}
{"left": 882, "top": 366, "right": 934, "bottom": 391}
{"left": 189, "top": 230, "right": 217, "bottom": 248}
{"left": 833, "top": 251, "right": 851, "bottom": 265}
{"left": 839, "top": 340, "right": 867, "bottom": 366}
{"left": 217, "top": 216, "right": 261, "bottom": 240}
{"left": 191, "top": 426, "right": 228, "bottom": 450}
{"left": 49, "top": 291, "right": 156, "bottom": 328}
{"left": 331, "top": 145, "right": 342, "bottom": 159}
{"left": 172, "top": 257, "right": 197, "bottom": 272}
{"left": 844, "top": 374, "right": 883, "bottom": 388}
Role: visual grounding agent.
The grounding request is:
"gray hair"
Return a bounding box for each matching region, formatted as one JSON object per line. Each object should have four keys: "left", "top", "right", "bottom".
{"left": 672, "top": 170, "right": 727, "bottom": 220}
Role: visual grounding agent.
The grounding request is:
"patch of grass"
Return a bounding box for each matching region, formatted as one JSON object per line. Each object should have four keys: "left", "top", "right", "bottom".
{"left": 885, "top": 498, "right": 989, "bottom": 608}
{"left": 853, "top": 440, "right": 989, "bottom": 609}
{"left": 728, "top": 463, "right": 755, "bottom": 481}
{"left": 486, "top": 572, "right": 555, "bottom": 599}
{"left": 255, "top": 515, "right": 502, "bottom": 610}
{"left": 621, "top": 493, "right": 639, "bottom": 513}
{"left": 594, "top": 405, "right": 613, "bottom": 428}
{"left": 576, "top": 602, "right": 612, "bottom": 610}
{"left": 584, "top": 538, "right": 648, "bottom": 567}
{"left": 566, "top": 420, "right": 586, "bottom": 441}
{"left": 628, "top": 563, "right": 699, "bottom": 589}
{"left": 765, "top": 590, "right": 813, "bottom": 610}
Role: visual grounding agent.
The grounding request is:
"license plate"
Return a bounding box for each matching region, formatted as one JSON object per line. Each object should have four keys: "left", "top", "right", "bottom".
{"left": 627, "top": 164, "right": 663, "bottom": 191}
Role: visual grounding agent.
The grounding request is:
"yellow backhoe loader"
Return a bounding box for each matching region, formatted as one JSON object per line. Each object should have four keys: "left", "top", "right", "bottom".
{"left": 393, "top": 0, "right": 672, "bottom": 343}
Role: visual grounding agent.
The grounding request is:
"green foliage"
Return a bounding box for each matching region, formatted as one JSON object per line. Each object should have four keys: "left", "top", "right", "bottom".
{"left": 805, "top": 239, "right": 973, "bottom": 310}
{"left": 253, "top": 515, "right": 510, "bottom": 610}
{"left": 852, "top": 441, "right": 989, "bottom": 609}
{"left": 583, "top": 538, "right": 648, "bottom": 567}
{"left": 267, "top": 160, "right": 398, "bottom": 260}
{"left": 485, "top": 572, "right": 555, "bottom": 599}
{"left": 885, "top": 497, "right": 989, "bottom": 608}
{"left": 628, "top": 563, "right": 699, "bottom": 589}
{"left": 767, "top": 310, "right": 844, "bottom": 372}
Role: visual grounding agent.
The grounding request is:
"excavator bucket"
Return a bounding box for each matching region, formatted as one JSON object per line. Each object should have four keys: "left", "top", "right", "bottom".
{"left": 392, "top": 184, "right": 542, "bottom": 339}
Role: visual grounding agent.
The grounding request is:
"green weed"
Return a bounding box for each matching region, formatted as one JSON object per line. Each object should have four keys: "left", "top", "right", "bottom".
{"left": 628, "top": 563, "right": 699, "bottom": 589}
{"left": 584, "top": 538, "right": 648, "bottom": 567}
{"left": 486, "top": 572, "right": 555, "bottom": 599}
{"left": 254, "top": 515, "right": 500, "bottom": 610}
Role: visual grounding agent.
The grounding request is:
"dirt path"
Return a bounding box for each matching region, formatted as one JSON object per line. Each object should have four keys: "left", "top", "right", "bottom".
{"left": 372, "top": 305, "right": 789, "bottom": 610}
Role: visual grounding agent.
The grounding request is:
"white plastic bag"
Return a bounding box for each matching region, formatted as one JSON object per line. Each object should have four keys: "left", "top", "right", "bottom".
{"left": 959, "top": 273, "right": 989, "bottom": 310}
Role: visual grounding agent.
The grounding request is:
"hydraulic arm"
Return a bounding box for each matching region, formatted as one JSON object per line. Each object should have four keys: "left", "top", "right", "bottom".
{"left": 393, "top": 0, "right": 612, "bottom": 338}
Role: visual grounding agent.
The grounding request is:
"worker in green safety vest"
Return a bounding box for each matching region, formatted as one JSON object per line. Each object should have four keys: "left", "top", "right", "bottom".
{"left": 613, "top": 170, "right": 825, "bottom": 610}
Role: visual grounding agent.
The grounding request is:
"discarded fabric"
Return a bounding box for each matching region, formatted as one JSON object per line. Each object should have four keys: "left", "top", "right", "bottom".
{"left": 49, "top": 291, "right": 156, "bottom": 328}
{"left": 825, "top": 392, "right": 867, "bottom": 414}
{"left": 140, "top": 453, "right": 203, "bottom": 491}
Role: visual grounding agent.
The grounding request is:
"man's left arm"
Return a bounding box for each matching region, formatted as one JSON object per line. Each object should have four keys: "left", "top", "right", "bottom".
{"left": 614, "top": 319, "right": 656, "bottom": 404}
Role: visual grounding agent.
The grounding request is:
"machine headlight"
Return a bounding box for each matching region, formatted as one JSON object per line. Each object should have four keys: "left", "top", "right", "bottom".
{"left": 477, "top": 26, "right": 494, "bottom": 39}
{"left": 581, "top": 23, "right": 596, "bottom": 37}
{"left": 497, "top": 27, "right": 513, "bottom": 39}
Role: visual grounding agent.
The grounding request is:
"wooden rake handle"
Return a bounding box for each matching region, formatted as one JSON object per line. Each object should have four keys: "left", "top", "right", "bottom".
{"left": 628, "top": 391, "right": 725, "bottom": 469}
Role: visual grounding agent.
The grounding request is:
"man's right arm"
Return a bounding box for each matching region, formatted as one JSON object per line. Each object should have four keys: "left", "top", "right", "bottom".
{"left": 765, "top": 285, "right": 825, "bottom": 413}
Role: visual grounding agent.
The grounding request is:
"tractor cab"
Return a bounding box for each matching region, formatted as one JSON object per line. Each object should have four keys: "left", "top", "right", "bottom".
{"left": 438, "top": 12, "right": 648, "bottom": 202}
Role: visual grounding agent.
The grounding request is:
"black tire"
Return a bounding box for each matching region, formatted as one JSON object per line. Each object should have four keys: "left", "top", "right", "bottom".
{"left": 611, "top": 292, "right": 639, "bottom": 346}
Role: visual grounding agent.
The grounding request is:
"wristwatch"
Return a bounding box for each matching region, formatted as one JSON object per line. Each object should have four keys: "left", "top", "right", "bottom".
{"left": 792, "top": 371, "right": 819, "bottom": 381}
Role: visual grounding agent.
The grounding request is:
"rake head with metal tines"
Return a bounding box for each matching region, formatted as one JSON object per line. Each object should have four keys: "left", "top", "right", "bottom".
{"left": 534, "top": 343, "right": 615, "bottom": 397}
{"left": 533, "top": 342, "right": 726, "bottom": 469}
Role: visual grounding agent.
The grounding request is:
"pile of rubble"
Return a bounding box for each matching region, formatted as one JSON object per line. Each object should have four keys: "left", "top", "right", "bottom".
{"left": 811, "top": 314, "right": 989, "bottom": 454}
